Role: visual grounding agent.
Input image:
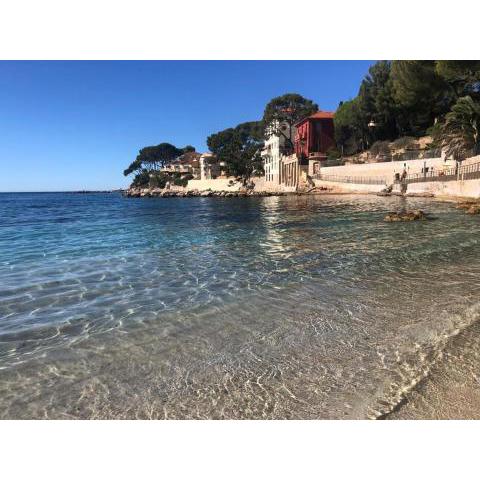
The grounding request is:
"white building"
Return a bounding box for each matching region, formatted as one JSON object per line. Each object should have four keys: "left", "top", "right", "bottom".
{"left": 261, "top": 121, "right": 296, "bottom": 185}
{"left": 200, "top": 153, "right": 226, "bottom": 180}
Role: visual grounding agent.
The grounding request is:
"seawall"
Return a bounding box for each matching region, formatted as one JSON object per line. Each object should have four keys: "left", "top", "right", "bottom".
{"left": 312, "top": 179, "right": 386, "bottom": 194}
{"left": 406, "top": 178, "right": 480, "bottom": 199}
{"left": 320, "top": 156, "right": 446, "bottom": 180}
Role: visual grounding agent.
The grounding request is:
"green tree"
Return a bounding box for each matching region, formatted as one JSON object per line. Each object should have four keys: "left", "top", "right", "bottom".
{"left": 138, "top": 143, "right": 184, "bottom": 171}
{"left": 124, "top": 142, "right": 191, "bottom": 179}
{"left": 391, "top": 61, "right": 452, "bottom": 135}
{"left": 262, "top": 93, "right": 318, "bottom": 149}
{"left": 131, "top": 170, "right": 150, "bottom": 187}
{"left": 235, "top": 121, "right": 264, "bottom": 142}
{"left": 207, "top": 121, "right": 264, "bottom": 181}
{"left": 123, "top": 158, "right": 143, "bottom": 176}
{"left": 334, "top": 62, "right": 400, "bottom": 155}
{"left": 435, "top": 61, "right": 480, "bottom": 98}
{"left": 334, "top": 98, "right": 368, "bottom": 154}
{"left": 358, "top": 61, "right": 398, "bottom": 142}
{"left": 437, "top": 96, "right": 480, "bottom": 160}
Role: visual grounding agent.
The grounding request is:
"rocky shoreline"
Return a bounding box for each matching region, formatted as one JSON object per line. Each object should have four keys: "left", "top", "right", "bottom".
{"left": 123, "top": 187, "right": 290, "bottom": 198}
{"left": 384, "top": 210, "right": 429, "bottom": 222}
{"left": 456, "top": 201, "right": 480, "bottom": 214}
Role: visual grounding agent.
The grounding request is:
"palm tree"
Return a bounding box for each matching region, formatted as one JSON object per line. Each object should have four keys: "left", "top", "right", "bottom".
{"left": 439, "top": 96, "right": 480, "bottom": 160}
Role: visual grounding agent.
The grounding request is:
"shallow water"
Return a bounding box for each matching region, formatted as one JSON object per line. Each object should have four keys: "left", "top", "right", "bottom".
{"left": 1, "top": 192, "right": 479, "bottom": 419}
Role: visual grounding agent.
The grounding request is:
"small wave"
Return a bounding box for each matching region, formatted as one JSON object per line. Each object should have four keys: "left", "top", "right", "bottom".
{"left": 369, "top": 301, "right": 480, "bottom": 420}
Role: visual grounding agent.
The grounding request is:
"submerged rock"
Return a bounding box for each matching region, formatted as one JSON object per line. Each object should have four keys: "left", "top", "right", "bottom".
{"left": 466, "top": 204, "right": 480, "bottom": 215}
{"left": 454, "top": 200, "right": 480, "bottom": 214}
{"left": 377, "top": 185, "right": 393, "bottom": 196}
{"left": 456, "top": 201, "right": 478, "bottom": 209}
{"left": 456, "top": 201, "right": 480, "bottom": 214}
{"left": 405, "top": 192, "right": 434, "bottom": 198}
{"left": 384, "top": 210, "right": 428, "bottom": 222}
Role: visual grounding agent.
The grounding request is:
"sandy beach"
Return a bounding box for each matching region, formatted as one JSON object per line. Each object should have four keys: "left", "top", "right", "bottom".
{"left": 386, "top": 318, "right": 480, "bottom": 419}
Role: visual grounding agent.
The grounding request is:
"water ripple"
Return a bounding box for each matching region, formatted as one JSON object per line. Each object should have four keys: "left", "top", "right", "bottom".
{"left": 1, "top": 193, "right": 480, "bottom": 418}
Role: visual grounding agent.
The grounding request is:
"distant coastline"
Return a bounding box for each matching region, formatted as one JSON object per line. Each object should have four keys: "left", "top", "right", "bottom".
{"left": 0, "top": 190, "right": 125, "bottom": 194}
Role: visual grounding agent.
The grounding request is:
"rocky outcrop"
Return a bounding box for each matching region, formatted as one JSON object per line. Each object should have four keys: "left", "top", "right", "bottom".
{"left": 377, "top": 185, "right": 393, "bottom": 197}
{"left": 405, "top": 192, "right": 434, "bottom": 198}
{"left": 123, "top": 187, "right": 288, "bottom": 198}
{"left": 384, "top": 210, "right": 428, "bottom": 222}
{"left": 466, "top": 205, "right": 480, "bottom": 214}
{"left": 456, "top": 201, "right": 480, "bottom": 214}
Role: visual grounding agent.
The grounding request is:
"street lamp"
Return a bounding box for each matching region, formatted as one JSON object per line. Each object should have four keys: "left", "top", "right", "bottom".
{"left": 366, "top": 120, "right": 377, "bottom": 151}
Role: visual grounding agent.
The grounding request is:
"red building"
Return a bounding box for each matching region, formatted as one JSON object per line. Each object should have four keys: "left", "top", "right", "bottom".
{"left": 294, "top": 111, "right": 335, "bottom": 161}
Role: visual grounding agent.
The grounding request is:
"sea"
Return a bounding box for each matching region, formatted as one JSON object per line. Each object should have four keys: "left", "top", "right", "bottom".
{"left": 1, "top": 192, "right": 479, "bottom": 419}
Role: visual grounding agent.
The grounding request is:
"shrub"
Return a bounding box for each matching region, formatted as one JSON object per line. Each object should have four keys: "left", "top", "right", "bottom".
{"left": 132, "top": 170, "right": 150, "bottom": 187}
{"left": 370, "top": 140, "right": 391, "bottom": 156}
{"left": 173, "top": 177, "right": 185, "bottom": 187}
{"left": 391, "top": 136, "right": 417, "bottom": 150}
{"left": 149, "top": 174, "right": 168, "bottom": 189}
{"left": 326, "top": 147, "right": 341, "bottom": 160}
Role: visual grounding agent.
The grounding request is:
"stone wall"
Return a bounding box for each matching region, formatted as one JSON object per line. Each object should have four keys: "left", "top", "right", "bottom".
{"left": 252, "top": 176, "right": 289, "bottom": 193}
{"left": 313, "top": 179, "right": 386, "bottom": 194}
{"left": 406, "top": 178, "right": 480, "bottom": 199}
{"left": 186, "top": 178, "right": 242, "bottom": 192}
{"left": 187, "top": 176, "right": 292, "bottom": 194}
{"left": 461, "top": 155, "right": 480, "bottom": 166}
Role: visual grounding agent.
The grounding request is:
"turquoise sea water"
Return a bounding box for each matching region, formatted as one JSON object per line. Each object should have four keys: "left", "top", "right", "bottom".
{"left": 1, "top": 192, "right": 480, "bottom": 419}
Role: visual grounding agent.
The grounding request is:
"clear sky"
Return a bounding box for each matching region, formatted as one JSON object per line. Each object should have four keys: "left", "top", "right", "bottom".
{"left": 0, "top": 61, "right": 374, "bottom": 192}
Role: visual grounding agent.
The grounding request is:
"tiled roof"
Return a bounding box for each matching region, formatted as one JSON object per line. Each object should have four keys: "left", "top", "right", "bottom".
{"left": 295, "top": 110, "right": 335, "bottom": 126}
{"left": 309, "top": 111, "right": 335, "bottom": 119}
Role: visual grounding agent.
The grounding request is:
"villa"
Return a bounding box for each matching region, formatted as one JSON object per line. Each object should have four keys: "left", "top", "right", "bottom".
{"left": 267, "top": 111, "right": 335, "bottom": 190}
{"left": 161, "top": 151, "right": 202, "bottom": 177}
{"left": 294, "top": 111, "right": 335, "bottom": 175}
{"left": 199, "top": 153, "right": 227, "bottom": 180}
{"left": 261, "top": 121, "right": 296, "bottom": 186}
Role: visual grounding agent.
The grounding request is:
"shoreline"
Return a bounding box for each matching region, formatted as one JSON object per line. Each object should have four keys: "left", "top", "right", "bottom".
{"left": 383, "top": 314, "right": 480, "bottom": 420}
{"left": 123, "top": 186, "right": 291, "bottom": 198}
{"left": 124, "top": 189, "right": 480, "bottom": 419}
{"left": 123, "top": 186, "right": 480, "bottom": 203}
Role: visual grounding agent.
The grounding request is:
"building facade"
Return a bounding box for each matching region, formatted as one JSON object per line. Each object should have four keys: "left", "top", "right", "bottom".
{"left": 273, "top": 111, "right": 336, "bottom": 190}
{"left": 294, "top": 111, "right": 335, "bottom": 176}
{"left": 280, "top": 154, "right": 310, "bottom": 190}
{"left": 162, "top": 151, "right": 202, "bottom": 178}
{"left": 261, "top": 121, "right": 296, "bottom": 185}
{"left": 199, "top": 153, "right": 227, "bottom": 180}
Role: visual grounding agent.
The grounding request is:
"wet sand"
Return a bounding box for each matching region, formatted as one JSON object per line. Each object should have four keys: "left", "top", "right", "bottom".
{"left": 386, "top": 320, "right": 480, "bottom": 419}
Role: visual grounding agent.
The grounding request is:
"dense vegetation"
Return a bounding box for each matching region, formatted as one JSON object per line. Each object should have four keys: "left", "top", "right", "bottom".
{"left": 262, "top": 93, "right": 318, "bottom": 152}
{"left": 124, "top": 94, "right": 321, "bottom": 186}
{"left": 206, "top": 121, "right": 264, "bottom": 182}
{"left": 124, "top": 143, "right": 195, "bottom": 187}
{"left": 206, "top": 93, "right": 318, "bottom": 180}
{"left": 335, "top": 61, "right": 480, "bottom": 158}
{"left": 124, "top": 62, "right": 480, "bottom": 189}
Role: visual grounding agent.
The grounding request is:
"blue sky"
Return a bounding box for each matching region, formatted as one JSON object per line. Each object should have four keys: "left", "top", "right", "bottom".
{"left": 0, "top": 61, "right": 374, "bottom": 191}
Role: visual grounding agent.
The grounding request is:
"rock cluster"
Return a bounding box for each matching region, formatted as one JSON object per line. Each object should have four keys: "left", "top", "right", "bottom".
{"left": 384, "top": 210, "right": 427, "bottom": 222}
{"left": 377, "top": 185, "right": 393, "bottom": 196}
{"left": 456, "top": 201, "right": 480, "bottom": 214}
{"left": 405, "top": 192, "right": 434, "bottom": 198}
{"left": 123, "top": 188, "right": 287, "bottom": 198}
